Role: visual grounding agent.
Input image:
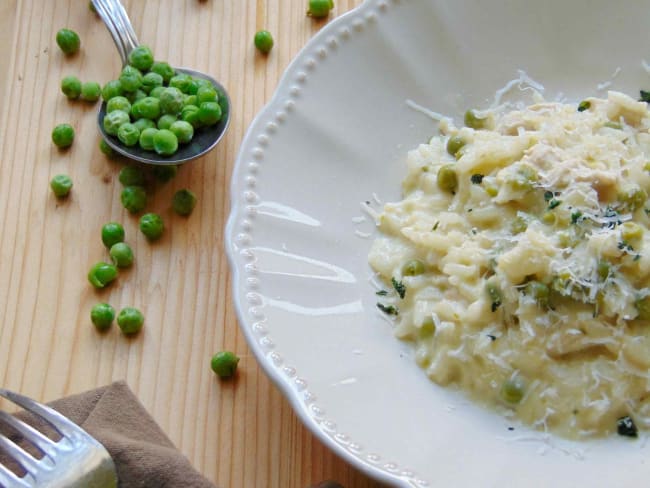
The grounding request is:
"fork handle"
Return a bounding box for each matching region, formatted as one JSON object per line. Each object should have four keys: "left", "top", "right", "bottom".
{"left": 91, "top": 0, "right": 140, "bottom": 66}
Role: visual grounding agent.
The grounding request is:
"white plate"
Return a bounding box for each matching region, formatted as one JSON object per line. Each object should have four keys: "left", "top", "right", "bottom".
{"left": 226, "top": 1, "right": 650, "bottom": 485}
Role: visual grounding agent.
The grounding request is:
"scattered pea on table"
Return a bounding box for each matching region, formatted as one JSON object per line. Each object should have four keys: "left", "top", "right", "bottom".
{"left": 51, "top": 124, "right": 75, "bottom": 148}
{"left": 101, "top": 222, "right": 125, "bottom": 248}
{"left": 87, "top": 262, "right": 118, "bottom": 289}
{"left": 90, "top": 303, "right": 115, "bottom": 331}
{"left": 254, "top": 30, "right": 274, "bottom": 54}
{"left": 121, "top": 186, "right": 147, "bottom": 214}
{"left": 56, "top": 28, "right": 80, "bottom": 55}
{"left": 61, "top": 75, "right": 82, "bottom": 99}
{"left": 211, "top": 351, "right": 240, "bottom": 379}
{"left": 117, "top": 307, "right": 144, "bottom": 335}
{"left": 50, "top": 174, "right": 73, "bottom": 198}
{"left": 140, "top": 213, "right": 164, "bottom": 241}
{"left": 172, "top": 189, "right": 197, "bottom": 216}
{"left": 109, "top": 242, "right": 134, "bottom": 268}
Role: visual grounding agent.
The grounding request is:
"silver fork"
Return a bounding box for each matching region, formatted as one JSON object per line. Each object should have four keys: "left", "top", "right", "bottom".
{"left": 0, "top": 389, "right": 117, "bottom": 488}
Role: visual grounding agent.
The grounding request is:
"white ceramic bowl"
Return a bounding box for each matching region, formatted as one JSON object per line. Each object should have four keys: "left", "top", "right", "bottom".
{"left": 226, "top": 1, "right": 650, "bottom": 485}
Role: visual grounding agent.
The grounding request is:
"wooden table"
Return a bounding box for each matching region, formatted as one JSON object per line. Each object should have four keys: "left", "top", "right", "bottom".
{"left": 0, "top": 1, "right": 383, "bottom": 486}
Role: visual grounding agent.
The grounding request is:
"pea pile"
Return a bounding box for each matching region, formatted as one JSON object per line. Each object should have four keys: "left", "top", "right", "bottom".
{"left": 101, "top": 46, "right": 224, "bottom": 156}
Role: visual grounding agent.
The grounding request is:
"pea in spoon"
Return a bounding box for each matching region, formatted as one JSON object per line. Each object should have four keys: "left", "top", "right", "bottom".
{"left": 91, "top": 0, "right": 230, "bottom": 165}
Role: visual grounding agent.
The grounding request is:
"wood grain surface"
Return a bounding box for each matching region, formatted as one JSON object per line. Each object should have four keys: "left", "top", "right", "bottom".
{"left": 0, "top": 1, "right": 385, "bottom": 486}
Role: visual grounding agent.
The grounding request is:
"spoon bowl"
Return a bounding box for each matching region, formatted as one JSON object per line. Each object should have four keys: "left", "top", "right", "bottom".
{"left": 92, "top": 0, "right": 230, "bottom": 165}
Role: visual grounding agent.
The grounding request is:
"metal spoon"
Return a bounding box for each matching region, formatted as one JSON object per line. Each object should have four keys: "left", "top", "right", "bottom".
{"left": 91, "top": 0, "right": 230, "bottom": 165}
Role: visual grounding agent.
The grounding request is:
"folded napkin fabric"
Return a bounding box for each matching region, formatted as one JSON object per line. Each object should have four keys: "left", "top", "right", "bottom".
{"left": 3, "top": 381, "right": 215, "bottom": 487}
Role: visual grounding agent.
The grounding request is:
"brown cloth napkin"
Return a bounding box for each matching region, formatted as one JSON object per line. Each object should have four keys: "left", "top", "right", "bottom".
{"left": 6, "top": 381, "right": 215, "bottom": 488}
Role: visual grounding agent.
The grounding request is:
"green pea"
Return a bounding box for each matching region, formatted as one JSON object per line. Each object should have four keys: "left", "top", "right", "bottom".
{"left": 621, "top": 222, "right": 643, "bottom": 243}
{"left": 169, "top": 73, "right": 193, "bottom": 94}
{"left": 124, "top": 89, "right": 146, "bottom": 104}
{"left": 159, "top": 87, "right": 185, "bottom": 115}
{"left": 131, "top": 97, "right": 161, "bottom": 120}
{"left": 181, "top": 105, "right": 201, "bottom": 128}
{"left": 139, "top": 213, "right": 164, "bottom": 241}
{"left": 101, "top": 80, "right": 123, "bottom": 101}
{"left": 190, "top": 78, "right": 211, "bottom": 94}
{"left": 153, "top": 165, "right": 178, "bottom": 183}
{"left": 133, "top": 118, "right": 156, "bottom": 133}
{"left": 307, "top": 0, "right": 334, "bottom": 17}
{"left": 500, "top": 376, "right": 525, "bottom": 404}
{"left": 118, "top": 165, "right": 146, "bottom": 186}
{"left": 511, "top": 215, "right": 527, "bottom": 234}
{"left": 106, "top": 96, "right": 131, "bottom": 114}
{"left": 109, "top": 242, "right": 134, "bottom": 268}
{"left": 121, "top": 186, "right": 147, "bottom": 214}
{"left": 211, "top": 351, "right": 240, "bottom": 378}
{"left": 577, "top": 100, "right": 591, "bottom": 112}
{"left": 87, "top": 262, "right": 118, "bottom": 288}
{"left": 99, "top": 139, "right": 114, "bottom": 157}
{"left": 486, "top": 282, "right": 502, "bottom": 311}
{"left": 418, "top": 316, "right": 436, "bottom": 338}
{"left": 150, "top": 61, "right": 175, "bottom": 84}
{"left": 508, "top": 166, "right": 538, "bottom": 191}
{"left": 153, "top": 129, "right": 178, "bottom": 156}
{"left": 117, "top": 307, "right": 144, "bottom": 335}
{"left": 618, "top": 184, "right": 647, "bottom": 213}
{"left": 157, "top": 114, "right": 178, "bottom": 130}
{"left": 597, "top": 260, "right": 610, "bottom": 281}
{"left": 51, "top": 123, "right": 75, "bottom": 148}
{"left": 198, "top": 101, "right": 222, "bottom": 126}
{"left": 254, "top": 30, "right": 274, "bottom": 54}
{"left": 139, "top": 127, "right": 158, "bottom": 151}
{"left": 525, "top": 281, "right": 549, "bottom": 307}
{"left": 172, "top": 189, "right": 197, "bottom": 216}
{"left": 402, "top": 259, "right": 425, "bottom": 276}
{"left": 117, "top": 123, "right": 140, "bottom": 147}
{"left": 81, "top": 81, "right": 101, "bottom": 102}
{"left": 183, "top": 95, "right": 197, "bottom": 108}
{"left": 149, "top": 86, "right": 165, "bottom": 99}
{"left": 437, "top": 164, "right": 458, "bottom": 193}
{"left": 103, "top": 110, "right": 130, "bottom": 136}
{"left": 636, "top": 295, "right": 650, "bottom": 320}
{"left": 119, "top": 65, "right": 143, "bottom": 92}
{"left": 127, "top": 45, "right": 154, "bottom": 72}
{"left": 446, "top": 135, "right": 466, "bottom": 158}
{"left": 196, "top": 86, "right": 218, "bottom": 104}
{"left": 169, "top": 120, "right": 194, "bottom": 144}
{"left": 101, "top": 222, "right": 125, "bottom": 249}
{"left": 61, "top": 75, "right": 82, "bottom": 99}
{"left": 140, "top": 72, "right": 163, "bottom": 94}
{"left": 50, "top": 174, "right": 73, "bottom": 198}
{"left": 56, "top": 28, "right": 80, "bottom": 55}
{"left": 464, "top": 109, "right": 489, "bottom": 130}
{"left": 90, "top": 303, "right": 115, "bottom": 331}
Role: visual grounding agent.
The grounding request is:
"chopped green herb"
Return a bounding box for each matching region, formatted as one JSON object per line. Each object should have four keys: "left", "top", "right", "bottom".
{"left": 391, "top": 277, "right": 406, "bottom": 299}
{"left": 548, "top": 199, "right": 561, "bottom": 210}
{"left": 376, "top": 290, "right": 388, "bottom": 296}
{"left": 543, "top": 190, "right": 554, "bottom": 202}
{"left": 571, "top": 211, "right": 583, "bottom": 224}
{"left": 470, "top": 173, "right": 484, "bottom": 184}
{"left": 432, "top": 221, "right": 440, "bottom": 231}
{"left": 486, "top": 283, "right": 502, "bottom": 312}
{"left": 377, "top": 303, "right": 399, "bottom": 315}
{"left": 640, "top": 91, "right": 650, "bottom": 103}
{"left": 617, "top": 415, "right": 638, "bottom": 437}
{"left": 634, "top": 254, "right": 641, "bottom": 262}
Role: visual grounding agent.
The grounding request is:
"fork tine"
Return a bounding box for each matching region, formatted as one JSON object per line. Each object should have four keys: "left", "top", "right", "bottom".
{"left": 0, "top": 389, "right": 79, "bottom": 440}
{"left": 0, "top": 411, "right": 58, "bottom": 459}
{"left": 0, "top": 461, "right": 31, "bottom": 488}
{"left": 0, "top": 432, "right": 40, "bottom": 475}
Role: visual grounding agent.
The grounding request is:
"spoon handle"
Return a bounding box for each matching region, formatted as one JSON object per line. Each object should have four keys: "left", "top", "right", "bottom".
{"left": 91, "top": 0, "right": 140, "bottom": 66}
